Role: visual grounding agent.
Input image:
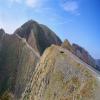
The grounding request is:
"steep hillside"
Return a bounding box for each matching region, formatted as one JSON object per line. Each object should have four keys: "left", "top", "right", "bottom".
{"left": 23, "top": 45, "right": 100, "bottom": 100}
{"left": 61, "top": 40, "right": 96, "bottom": 68}
{"left": 96, "top": 59, "right": 100, "bottom": 66}
{"left": 14, "top": 20, "right": 62, "bottom": 55}
{"left": 0, "top": 31, "right": 39, "bottom": 99}
{"left": 0, "top": 20, "right": 100, "bottom": 100}
{"left": 72, "top": 44, "right": 96, "bottom": 67}
{"left": 95, "top": 59, "right": 100, "bottom": 71}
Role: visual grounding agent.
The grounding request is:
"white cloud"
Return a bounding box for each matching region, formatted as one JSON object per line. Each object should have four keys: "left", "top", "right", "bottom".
{"left": 8, "top": 0, "right": 46, "bottom": 8}
{"left": 8, "top": 0, "right": 22, "bottom": 3}
{"left": 25, "top": 0, "right": 45, "bottom": 8}
{"left": 61, "top": 0, "right": 79, "bottom": 14}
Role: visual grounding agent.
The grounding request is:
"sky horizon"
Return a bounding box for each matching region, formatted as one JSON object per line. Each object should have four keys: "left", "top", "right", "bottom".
{"left": 0, "top": 0, "right": 100, "bottom": 59}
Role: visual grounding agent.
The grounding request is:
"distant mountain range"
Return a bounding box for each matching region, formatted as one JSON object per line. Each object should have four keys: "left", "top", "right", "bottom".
{"left": 0, "top": 20, "right": 100, "bottom": 100}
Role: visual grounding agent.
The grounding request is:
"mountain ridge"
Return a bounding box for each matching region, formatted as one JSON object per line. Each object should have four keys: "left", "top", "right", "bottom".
{"left": 0, "top": 20, "right": 100, "bottom": 100}
{"left": 0, "top": 31, "right": 39, "bottom": 99}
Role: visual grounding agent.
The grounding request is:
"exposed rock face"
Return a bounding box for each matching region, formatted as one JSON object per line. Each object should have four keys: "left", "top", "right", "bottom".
{"left": 14, "top": 20, "right": 62, "bottom": 55}
{"left": 0, "top": 21, "right": 100, "bottom": 100}
{"left": 96, "top": 59, "right": 100, "bottom": 66}
{"left": 72, "top": 44, "right": 96, "bottom": 67}
{"left": 61, "top": 39, "right": 74, "bottom": 53}
{"left": 95, "top": 59, "right": 100, "bottom": 71}
{"left": 23, "top": 45, "right": 100, "bottom": 100}
{"left": 61, "top": 40, "right": 96, "bottom": 68}
{"left": 0, "top": 32, "right": 39, "bottom": 99}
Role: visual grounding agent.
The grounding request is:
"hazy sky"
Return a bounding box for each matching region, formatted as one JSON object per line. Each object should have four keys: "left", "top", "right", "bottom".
{"left": 0, "top": 0, "right": 100, "bottom": 59}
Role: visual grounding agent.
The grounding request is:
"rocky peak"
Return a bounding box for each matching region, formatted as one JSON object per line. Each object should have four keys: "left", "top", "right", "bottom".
{"left": 14, "top": 20, "right": 39, "bottom": 40}
{"left": 22, "top": 19, "right": 37, "bottom": 25}
{"left": 21, "top": 20, "right": 39, "bottom": 32}
{"left": 14, "top": 20, "right": 62, "bottom": 55}
{"left": 61, "top": 39, "right": 74, "bottom": 53}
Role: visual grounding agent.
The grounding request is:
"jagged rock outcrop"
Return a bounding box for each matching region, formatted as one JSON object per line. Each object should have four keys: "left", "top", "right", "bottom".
{"left": 61, "top": 39, "right": 74, "bottom": 53}
{"left": 61, "top": 40, "right": 96, "bottom": 69}
{"left": 0, "top": 32, "right": 39, "bottom": 99}
{"left": 23, "top": 45, "right": 100, "bottom": 100}
{"left": 72, "top": 44, "right": 96, "bottom": 67}
{"left": 14, "top": 20, "right": 62, "bottom": 55}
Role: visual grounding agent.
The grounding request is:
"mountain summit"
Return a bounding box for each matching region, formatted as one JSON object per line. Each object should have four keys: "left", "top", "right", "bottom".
{"left": 0, "top": 20, "right": 100, "bottom": 100}
{"left": 14, "top": 20, "right": 62, "bottom": 55}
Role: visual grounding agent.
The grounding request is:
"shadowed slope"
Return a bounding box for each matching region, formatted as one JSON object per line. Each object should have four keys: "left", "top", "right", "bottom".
{"left": 14, "top": 20, "right": 62, "bottom": 55}
{"left": 0, "top": 32, "right": 39, "bottom": 99}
